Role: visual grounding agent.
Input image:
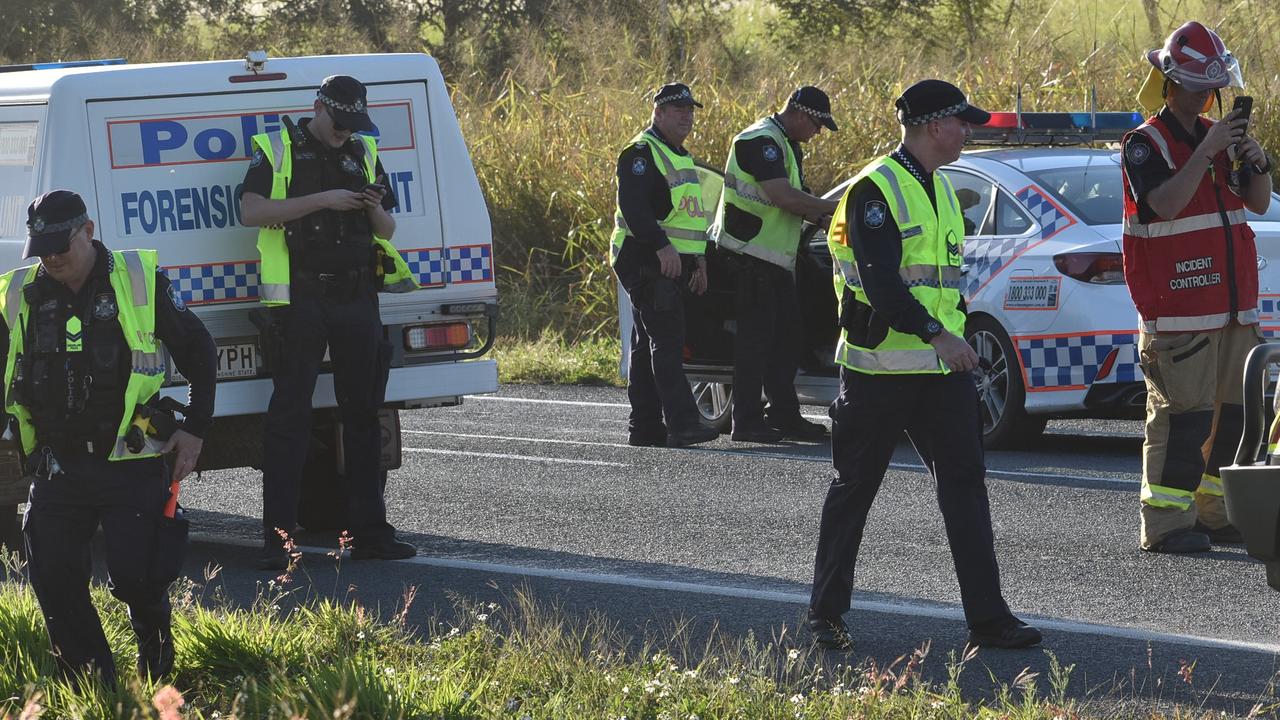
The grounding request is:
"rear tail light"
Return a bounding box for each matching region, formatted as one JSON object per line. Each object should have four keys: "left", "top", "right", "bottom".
{"left": 1053, "top": 252, "right": 1125, "bottom": 284}
{"left": 403, "top": 322, "right": 471, "bottom": 352}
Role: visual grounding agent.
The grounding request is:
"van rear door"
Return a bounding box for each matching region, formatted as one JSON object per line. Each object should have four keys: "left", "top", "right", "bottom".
{"left": 82, "top": 82, "right": 443, "bottom": 317}
{"left": 0, "top": 105, "right": 45, "bottom": 263}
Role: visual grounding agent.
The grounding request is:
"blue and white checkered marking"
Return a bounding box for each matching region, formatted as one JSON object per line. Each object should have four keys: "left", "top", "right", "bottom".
{"left": 962, "top": 187, "right": 1076, "bottom": 299}
{"left": 1018, "top": 332, "right": 1140, "bottom": 389}
{"left": 165, "top": 262, "right": 260, "bottom": 305}
{"left": 448, "top": 245, "right": 493, "bottom": 283}
{"left": 164, "top": 244, "right": 493, "bottom": 304}
{"left": 402, "top": 248, "right": 446, "bottom": 287}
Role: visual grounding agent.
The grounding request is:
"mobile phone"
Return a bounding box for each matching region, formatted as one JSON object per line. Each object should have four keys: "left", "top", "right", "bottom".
{"left": 362, "top": 182, "right": 386, "bottom": 193}
{"left": 1233, "top": 95, "right": 1253, "bottom": 125}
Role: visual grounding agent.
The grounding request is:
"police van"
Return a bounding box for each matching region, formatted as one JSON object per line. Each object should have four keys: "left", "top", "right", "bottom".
{"left": 0, "top": 53, "right": 498, "bottom": 531}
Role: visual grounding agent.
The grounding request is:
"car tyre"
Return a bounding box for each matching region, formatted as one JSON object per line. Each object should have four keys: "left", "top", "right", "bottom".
{"left": 690, "top": 380, "right": 732, "bottom": 433}
{"left": 965, "top": 316, "right": 1047, "bottom": 449}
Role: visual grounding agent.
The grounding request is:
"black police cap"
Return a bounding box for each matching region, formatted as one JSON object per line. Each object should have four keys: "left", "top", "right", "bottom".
{"left": 25, "top": 190, "right": 88, "bottom": 259}
{"left": 788, "top": 86, "right": 838, "bottom": 131}
{"left": 317, "top": 75, "right": 375, "bottom": 133}
{"left": 895, "top": 79, "right": 990, "bottom": 126}
{"left": 653, "top": 82, "right": 703, "bottom": 108}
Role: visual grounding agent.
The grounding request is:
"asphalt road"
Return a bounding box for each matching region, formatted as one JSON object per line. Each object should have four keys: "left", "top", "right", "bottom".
{"left": 163, "top": 384, "right": 1280, "bottom": 715}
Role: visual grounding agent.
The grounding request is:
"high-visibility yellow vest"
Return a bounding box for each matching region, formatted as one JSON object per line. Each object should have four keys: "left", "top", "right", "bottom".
{"left": 249, "top": 131, "right": 418, "bottom": 306}
{"left": 609, "top": 129, "right": 710, "bottom": 264}
{"left": 711, "top": 117, "right": 804, "bottom": 271}
{"left": 827, "top": 157, "right": 967, "bottom": 374}
{"left": 0, "top": 250, "right": 167, "bottom": 460}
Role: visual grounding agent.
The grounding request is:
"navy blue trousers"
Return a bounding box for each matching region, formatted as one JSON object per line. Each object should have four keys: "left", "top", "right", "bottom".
{"left": 809, "top": 368, "right": 1013, "bottom": 627}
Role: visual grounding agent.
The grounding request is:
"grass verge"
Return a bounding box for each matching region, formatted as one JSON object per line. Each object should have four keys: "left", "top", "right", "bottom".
{"left": 495, "top": 329, "right": 623, "bottom": 386}
{"left": 2, "top": 546, "right": 1276, "bottom": 719}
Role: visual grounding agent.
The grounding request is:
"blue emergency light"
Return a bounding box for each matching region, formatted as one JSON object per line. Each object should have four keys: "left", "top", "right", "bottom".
{"left": 968, "top": 109, "right": 1143, "bottom": 146}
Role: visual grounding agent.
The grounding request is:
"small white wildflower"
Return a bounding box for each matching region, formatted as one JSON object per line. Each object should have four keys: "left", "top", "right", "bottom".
{"left": 622, "top": 685, "right": 630, "bottom": 695}
{"left": 683, "top": 669, "right": 698, "bottom": 678}
{"left": 728, "top": 676, "right": 740, "bottom": 685}
{"left": 687, "top": 715, "right": 700, "bottom": 720}
{"left": 487, "top": 601, "right": 498, "bottom": 610}
{"left": 357, "top": 631, "right": 366, "bottom": 640}
{"left": 446, "top": 627, "right": 461, "bottom": 638}
{"left": 790, "top": 693, "right": 804, "bottom": 704}
{"left": 384, "top": 667, "right": 395, "bottom": 676}
{"left": 787, "top": 649, "right": 800, "bottom": 660}
{"left": 476, "top": 613, "right": 489, "bottom": 622}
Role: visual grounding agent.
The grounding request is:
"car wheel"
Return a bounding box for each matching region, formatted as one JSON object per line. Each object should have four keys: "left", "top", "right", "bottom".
{"left": 690, "top": 381, "right": 732, "bottom": 433}
{"left": 965, "top": 316, "right": 1047, "bottom": 449}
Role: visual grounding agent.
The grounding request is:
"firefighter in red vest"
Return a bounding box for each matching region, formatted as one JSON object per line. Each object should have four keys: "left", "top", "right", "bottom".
{"left": 1121, "top": 21, "right": 1274, "bottom": 553}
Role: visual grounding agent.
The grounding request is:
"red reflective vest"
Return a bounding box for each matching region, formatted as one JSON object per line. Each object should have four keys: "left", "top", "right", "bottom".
{"left": 1121, "top": 113, "right": 1258, "bottom": 332}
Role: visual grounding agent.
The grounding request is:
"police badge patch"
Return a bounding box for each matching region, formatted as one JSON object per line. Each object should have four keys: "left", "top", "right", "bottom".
{"left": 1126, "top": 140, "right": 1150, "bottom": 165}
{"left": 763, "top": 144, "right": 779, "bottom": 162}
{"left": 863, "top": 200, "right": 887, "bottom": 229}
{"left": 167, "top": 284, "right": 187, "bottom": 312}
{"left": 92, "top": 293, "right": 117, "bottom": 321}
{"left": 340, "top": 154, "right": 363, "bottom": 176}
{"left": 631, "top": 157, "right": 647, "bottom": 175}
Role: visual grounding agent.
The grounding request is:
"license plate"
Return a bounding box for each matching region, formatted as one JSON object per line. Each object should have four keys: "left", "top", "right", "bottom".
{"left": 216, "top": 343, "right": 258, "bottom": 379}
{"left": 168, "top": 342, "right": 257, "bottom": 382}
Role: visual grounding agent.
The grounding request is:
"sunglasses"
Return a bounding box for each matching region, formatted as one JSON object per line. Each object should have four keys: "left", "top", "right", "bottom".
{"left": 325, "top": 106, "right": 351, "bottom": 133}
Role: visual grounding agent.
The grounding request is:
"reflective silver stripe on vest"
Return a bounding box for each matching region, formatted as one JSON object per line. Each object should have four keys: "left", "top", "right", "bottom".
{"left": 382, "top": 278, "right": 417, "bottom": 293}
{"left": 132, "top": 349, "right": 166, "bottom": 377}
{"left": 874, "top": 165, "right": 912, "bottom": 226}
{"left": 614, "top": 216, "right": 708, "bottom": 243}
{"left": 900, "top": 264, "right": 963, "bottom": 290}
{"left": 724, "top": 172, "right": 778, "bottom": 208}
{"left": 266, "top": 133, "right": 287, "bottom": 172}
{"left": 644, "top": 139, "right": 700, "bottom": 189}
{"left": 3, "top": 266, "right": 34, "bottom": 331}
{"left": 1138, "top": 124, "right": 1174, "bottom": 168}
{"left": 1141, "top": 312, "right": 1232, "bottom": 332}
{"left": 120, "top": 251, "right": 149, "bottom": 307}
{"left": 1124, "top": 209, "right": 1247, "bottom": 238}
{"left": 261, "top": 284, "right": 291, "bottom": 304}
{"left": 836, "top": 258, "right": 860, "bottom": 287}
{"left": 837, "top": 340, "right": 941, "bottom": 372}
{"left": 720, "top": 238, "right": 796, "bottom": 268}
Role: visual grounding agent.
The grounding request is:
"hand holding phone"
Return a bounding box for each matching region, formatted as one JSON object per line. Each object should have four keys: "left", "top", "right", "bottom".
{"left": 362, "top": 182, "right": 387, "bottom": 194}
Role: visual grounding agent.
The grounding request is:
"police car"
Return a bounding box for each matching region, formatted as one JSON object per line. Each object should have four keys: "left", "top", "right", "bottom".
{"left": 681, "top": 111, "right": 1280, "bottom": 448}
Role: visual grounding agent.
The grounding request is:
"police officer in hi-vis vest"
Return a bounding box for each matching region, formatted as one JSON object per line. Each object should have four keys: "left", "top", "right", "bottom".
{"left": 711, "top": 87, "right": 839, "bottom": 443}
{"left": 240, "top": 75, "right": 418, "bottom": 569}
{"left": 2, "top": 190, "right": 216, "bottom": 685}
{"left": 806, "top": 81, "right": 1041, "bottom": 652}
{"left": 611, "top": 83, "right": 719, "bottom": 448}
{"left": 1121, "top": 22, "right": 1272, "bottom": 554}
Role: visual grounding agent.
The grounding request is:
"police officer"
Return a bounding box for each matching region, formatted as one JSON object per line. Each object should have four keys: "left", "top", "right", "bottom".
{"left": 711, "top": 87, "right": 839, "bottom": 443}
{"left": 612, "top": 82, "right": 719, "bottom": 448}
{"left": 2, "top": 190, "right": 216, "bottom": 685}
{"left": 807, "top": 81, "right": 1041, "bottom": 651}
{"left": 1122, "top": 22, "right": 1272, "bottom": 554}
{"left": 241, "top": 75, "right": 418, "bottom": 569}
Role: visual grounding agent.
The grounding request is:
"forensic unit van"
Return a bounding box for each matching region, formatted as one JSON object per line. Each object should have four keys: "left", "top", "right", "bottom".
{"left": 0, "top": 53, "right": 499, "bottom": 530}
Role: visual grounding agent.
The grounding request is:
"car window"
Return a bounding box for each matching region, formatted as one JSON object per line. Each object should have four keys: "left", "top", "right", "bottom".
{"left": 995, "top": 191, "right": 1035, "bottom": 235}
{"left": 941, "top": 169, "right": 994, "bottom": 236}
{"left": 1023, "top": 162, "right": 1122, "bottom": 225}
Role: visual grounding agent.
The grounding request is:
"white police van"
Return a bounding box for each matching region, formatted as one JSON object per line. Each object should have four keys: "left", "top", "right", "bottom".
{"left": 0, "top": 53, "right": 498, "bottom": 530}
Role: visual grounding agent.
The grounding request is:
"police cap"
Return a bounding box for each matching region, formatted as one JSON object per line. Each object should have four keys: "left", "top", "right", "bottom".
{"left": 894, "top": 79, "right": 991, "bottom": 126}
{"left": 653, "top": 82, "right": 703, "bottom": 108}
{"left": 318, "top": 75, "right": 375, "bottom": 133}
{"left": 25, "top": 190, "right": 88, "bottom": 259}
{"left": 788, "top": 86, "right": 838, "bottom": 131}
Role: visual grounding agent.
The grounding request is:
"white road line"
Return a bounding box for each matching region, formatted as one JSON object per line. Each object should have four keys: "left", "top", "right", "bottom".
{"left": 193, "top": 532, "right": 1280, "bottom": 655}
{"left": 405, "top": 430, "right": 1136, "bottom": 486}
{"left": 467, "top": 395, "right": 832, "bottom": 422}
{"left": 402, "top": 447, "right": 627, "bottom": 467}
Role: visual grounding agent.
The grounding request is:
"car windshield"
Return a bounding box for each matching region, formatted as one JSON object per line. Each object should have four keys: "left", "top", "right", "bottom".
{"left": 1024, "top": 160, "right": 1280, "bottom": 225}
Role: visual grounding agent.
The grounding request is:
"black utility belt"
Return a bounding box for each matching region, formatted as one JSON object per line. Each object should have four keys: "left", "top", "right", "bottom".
{"left": 291, "top": 267, "right": 375, "bottom": 297}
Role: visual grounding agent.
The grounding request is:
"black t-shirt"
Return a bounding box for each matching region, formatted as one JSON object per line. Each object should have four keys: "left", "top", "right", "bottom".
{"left": 0, "top": 241, "right": 217, "bottom": 439}
{"left": 840, "top": 146, "right": 946, "bottom": 343}
{"left": 1122, "top": 107, "right": 1245, "bottom": 223}
{"left": 240, "top": 118, "right": 398, "bottom": 273}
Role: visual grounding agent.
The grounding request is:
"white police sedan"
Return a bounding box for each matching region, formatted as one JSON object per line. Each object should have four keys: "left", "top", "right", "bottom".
{"left": 679, "top": 112, "right": 1280, "bottom": 448}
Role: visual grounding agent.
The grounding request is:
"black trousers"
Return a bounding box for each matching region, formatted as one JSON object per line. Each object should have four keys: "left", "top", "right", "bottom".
{"left": 261, "top": 287, "right": 392, "bottom": 544}
{"left": 809, "top": 367, "right": 1013, "bottom": 627}
{"left": 622, "top": 268, "right": 701, "bottom": 434}
{"left": 730, "top": 254, "right": 802, "bottom": 427}
{"left": 23, "top": 453, "right": 173, "bottom": 686}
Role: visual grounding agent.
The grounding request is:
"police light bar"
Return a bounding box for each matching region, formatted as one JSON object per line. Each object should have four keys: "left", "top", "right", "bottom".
{"left": 0, "top": 58, "right": 126, "bottom": 74}
{"left": 968, "top": 111, "right": 1143, "bottom": 146}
